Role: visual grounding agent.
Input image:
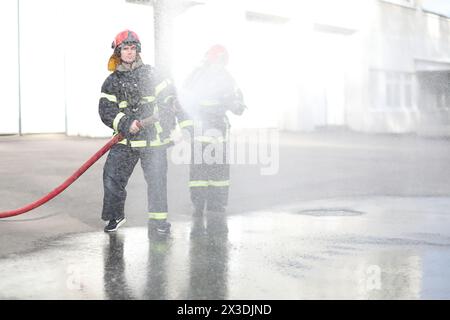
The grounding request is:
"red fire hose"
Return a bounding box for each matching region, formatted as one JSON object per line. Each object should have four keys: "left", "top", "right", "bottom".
{"left": 0, "top": 134, "right": 123, "bottom": 219}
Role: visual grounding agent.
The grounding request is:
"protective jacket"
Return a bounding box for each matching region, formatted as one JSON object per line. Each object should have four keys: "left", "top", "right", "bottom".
{"left": 181, "top": 64, "right": 245, "bottom": 142}
{"left": 99, "top": 60, "right": 193, "bottom": 148}
{"left": 181, "top": 63, "right": 246, "bottom": 212}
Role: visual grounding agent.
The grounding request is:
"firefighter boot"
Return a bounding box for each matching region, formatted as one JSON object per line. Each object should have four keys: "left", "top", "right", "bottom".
{"left": 148, "top": 219, "right": 171, "bottom": 239}
{"left": 104, "top": 217, "right": 126, "bottom": 233}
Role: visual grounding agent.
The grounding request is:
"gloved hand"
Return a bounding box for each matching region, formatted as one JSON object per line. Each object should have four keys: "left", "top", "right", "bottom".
{"left": 139, "top": 110, "right": 160, "bottom": 128}
{"left": 228, "top": 101, "right": 246, "bottom": 115}
{"left": 129, "top": 120, "right": 141, "bottom": 134}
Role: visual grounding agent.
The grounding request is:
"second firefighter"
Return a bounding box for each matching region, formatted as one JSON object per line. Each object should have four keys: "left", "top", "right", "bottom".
{"left": 180, "top": 45, "right": 246, "bottom": 215}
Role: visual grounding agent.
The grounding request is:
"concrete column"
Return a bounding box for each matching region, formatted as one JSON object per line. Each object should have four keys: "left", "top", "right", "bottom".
{"left": 153, "top": 0, "right": 176, "bottom": 78}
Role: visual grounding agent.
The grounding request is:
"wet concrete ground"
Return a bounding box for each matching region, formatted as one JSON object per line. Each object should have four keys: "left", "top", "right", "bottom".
{"left": 1, "top": 131, "right": 450, "bottom": 299}
{"left": 1, "top": 196, "right": 450, "bottom": 299}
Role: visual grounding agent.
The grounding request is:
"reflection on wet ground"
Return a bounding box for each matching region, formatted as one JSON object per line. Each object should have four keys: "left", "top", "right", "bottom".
{"left": 1, "top": 196, "right": 450, "bottom": 299}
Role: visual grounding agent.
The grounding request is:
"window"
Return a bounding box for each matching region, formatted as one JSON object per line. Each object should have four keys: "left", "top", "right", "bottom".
{"left": 370, "top": 70, "right": 415, "bottom": 109}
{"left": 386, "top": 72, "right": 400, "bottom": 107}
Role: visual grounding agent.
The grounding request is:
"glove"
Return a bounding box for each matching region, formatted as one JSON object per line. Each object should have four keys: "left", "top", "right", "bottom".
{"left": 228, "top": 102, "right": 246, "bottom": 115}
{"left": 129, "top": 120, "right": 141, "bottom": 134}
{"left": 138, "top": 110, "right": 160, "bottom": 129}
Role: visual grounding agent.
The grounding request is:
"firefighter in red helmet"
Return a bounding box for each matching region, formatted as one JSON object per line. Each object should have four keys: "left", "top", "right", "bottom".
{"left": 99, "top": 30, "right": 193, "bottom": 235}
{"left": 180, "top": 44, "right": 246, "bottom": 216}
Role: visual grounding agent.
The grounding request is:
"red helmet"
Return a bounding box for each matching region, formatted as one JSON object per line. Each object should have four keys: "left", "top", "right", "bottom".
{"left": 111, "top": 30, "right": 141, "bottom": 53}
{"left": 204, "top": 44, "right": 228, "bottom": 65}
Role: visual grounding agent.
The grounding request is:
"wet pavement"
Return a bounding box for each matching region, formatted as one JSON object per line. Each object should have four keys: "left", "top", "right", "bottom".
{"left": 1, "top": 131, "right": 450, "bottom": 299}
{"left": 1, "top": 196, "right": 450, "bottom": 299}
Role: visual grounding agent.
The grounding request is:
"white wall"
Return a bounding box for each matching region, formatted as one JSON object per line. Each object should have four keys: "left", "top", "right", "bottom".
{"left": 63, "top": 0, "right": 154, "bottom": 137}
{"left": 0, "top": 0, "right": 154, "bottom": 137}
{"left": 0, "top": 0, "right": 19, "bottom": 134}
{"left": 4, "top": 0, "right": 450, "bottom": 136}
{"left": 351, "top": 0, "right": 450, "bottom": 134}
{"left": 19, "top": 0, "right": 66, "bottom": 134}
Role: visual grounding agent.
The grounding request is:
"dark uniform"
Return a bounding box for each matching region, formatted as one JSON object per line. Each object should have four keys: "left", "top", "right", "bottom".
{"left": 182, "top": 59, "right": 246, "bottom": 213}
{"left": 99, "top": 58, "right": 192, "bottom": 227}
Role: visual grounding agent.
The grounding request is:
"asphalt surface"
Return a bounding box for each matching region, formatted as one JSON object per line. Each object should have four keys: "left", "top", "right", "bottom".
{"left": 1, "top": 130, "right": 450, "bottom": 299}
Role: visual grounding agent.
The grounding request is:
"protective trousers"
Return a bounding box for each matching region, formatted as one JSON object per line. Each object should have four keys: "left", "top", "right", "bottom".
{"left": 102, "top": 144, "right": 168, "bottom": 221}
{"left": 189, "top": 141, "right": 230, "bottom": 211}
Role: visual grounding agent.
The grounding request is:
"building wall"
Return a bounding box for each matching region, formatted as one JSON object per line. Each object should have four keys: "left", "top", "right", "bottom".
{"left": 351, "top": 0, "right": 450, "bottom": 134}
{"left": 19, "top": 0, "right": 66, "bottom": 134}
{"left": 63, "top": 0, "right": 154, "bottom": 138}
{"left": 0, "top": 0, "right": 20, "bottom": 134}
{"left": 2, "top": 0, "right": 450, "bottom": 136}
{"left": 272, "top": 0, "right": 450, "bottom": 135}
{"left": 0, "top": 0, "right": 154, "bottom": 137}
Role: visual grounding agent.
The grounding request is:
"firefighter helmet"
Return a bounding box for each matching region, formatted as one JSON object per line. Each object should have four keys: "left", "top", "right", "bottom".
{"left": 111, "top": 30, "right": 141, "bottom": 53}
{"left": 204, "top": 44, "right": 229, "bottom": 65}
{"left": 108, "top": 30, "right": 141, "bottom": 71}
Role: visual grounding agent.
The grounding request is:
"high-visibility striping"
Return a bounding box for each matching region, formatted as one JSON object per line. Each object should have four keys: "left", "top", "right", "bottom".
{"left": 119, "top": 101, "right": 128, "bottom": 109}
{"left": 148, "top": 212, "right": 168, "bottom": 220}
{"left": 194, "top": 136, "right": 226, "bottom": 144}
{"left": 118, "top": 138, "right": 172, "bottom": 147}
{"left": 208, "top": 180, "right": 230, "bottom": 187}
{"left": 152, "top": 138, "right": 172, "bottom": 146}
{"left": 179, "top": 119, "right": 194, "bottom": 128}
{"left": 142, "top": 96, "right": 155, "bottom": 103}
{"left": 189, "top": 180, "right": 230, "bottom": 187}
{"left": 199, "top": 100, "right": 220, "bottom": 107}
{"left": 155, "top": 122, "right": 163, "bottom": 134}
{"left": 101, "top": 92, "right": 117, "bottom": 103}
{"left": 189, "top": 180, "right": 209, "bottom": 187}
{"left": 113, "top": 112, "right": 126, "bottom": 132}
{"left": 153, "top": 104, "right": 164, "bottom": 143}
{"left": 164, "top": 95, "right": 174, "bottom": 104}
{"left": 155, "top": 80, "right": 169, "bottom": 97}
{"left": 129, "top": 140, "right": 147, "bottom": 148}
